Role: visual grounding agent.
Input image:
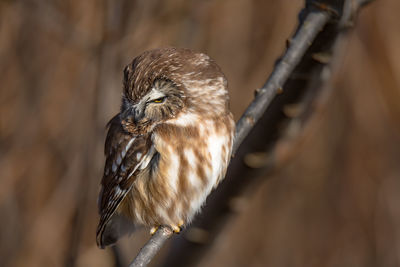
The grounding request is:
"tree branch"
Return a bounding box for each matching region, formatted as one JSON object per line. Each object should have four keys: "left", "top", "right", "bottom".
{"left": 128, "top": 0, "right": 373, "bottom": 266}
{"left": 232, "top": 10, "right": 330, "bottom": 154}
{"left": 129, "top": 226, "right": 173, "bottom": 267}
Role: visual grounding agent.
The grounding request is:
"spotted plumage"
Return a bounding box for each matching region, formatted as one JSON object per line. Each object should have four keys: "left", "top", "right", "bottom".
{"left": 96, "top": 47, "right": 235, "bottom": 248}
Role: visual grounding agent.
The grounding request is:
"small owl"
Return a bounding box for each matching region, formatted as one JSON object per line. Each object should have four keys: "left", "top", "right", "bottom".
{"left": 96, "top": 47, "right": 235, "bottom": 248}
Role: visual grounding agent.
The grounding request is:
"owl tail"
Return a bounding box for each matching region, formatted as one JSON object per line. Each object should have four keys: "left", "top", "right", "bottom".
{"left": 97, "top": 214, "right": 135, "bottom": 248}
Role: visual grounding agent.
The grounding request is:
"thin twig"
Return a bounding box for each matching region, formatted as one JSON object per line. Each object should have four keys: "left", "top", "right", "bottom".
{"left": 128, "top": 0, "right": 372, "bottom": 266}
{"left": 129, "top": 226, "right": 173, "bottom": 267}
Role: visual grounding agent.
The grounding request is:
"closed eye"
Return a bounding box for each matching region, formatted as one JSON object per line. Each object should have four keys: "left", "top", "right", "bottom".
{"left": 151, "top": 97, "right": 166, "bottom": 103}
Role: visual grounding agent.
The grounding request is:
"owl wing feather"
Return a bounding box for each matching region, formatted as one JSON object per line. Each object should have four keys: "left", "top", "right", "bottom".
{"left": 96, "top": 114, "right": 155, "bottom": 248}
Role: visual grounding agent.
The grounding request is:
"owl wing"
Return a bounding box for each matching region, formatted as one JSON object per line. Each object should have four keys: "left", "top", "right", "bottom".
{"left": 96, "top": 114, "right": 156, "bottom": 248}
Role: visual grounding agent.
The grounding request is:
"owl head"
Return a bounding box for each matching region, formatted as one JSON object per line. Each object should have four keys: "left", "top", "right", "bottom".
{"left": 120, "top": 47, "right": 229, "bottom": 134}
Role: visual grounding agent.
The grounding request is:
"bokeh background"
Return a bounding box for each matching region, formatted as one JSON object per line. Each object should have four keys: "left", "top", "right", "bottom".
{"left": 1, "top": 0, "right": 400, "bottom": 266}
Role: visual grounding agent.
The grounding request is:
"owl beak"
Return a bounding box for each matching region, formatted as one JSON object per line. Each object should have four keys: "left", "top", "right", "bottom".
{"left": 131, "top": 106, "right": 144, "bottom": 124}
{"left": 121, "top": 105, "right": 143, "bottom": 125}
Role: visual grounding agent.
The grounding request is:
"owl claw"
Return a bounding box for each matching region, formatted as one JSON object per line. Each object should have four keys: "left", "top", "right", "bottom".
{"left": 171, "top": 221, "right": 184, "bottom": 234}
{"left": 151, "top": 223, "right": 183, "bottom": 235}
{"left": 171, "top": 225, "right": 181, "bottom": 233}
{"left": 150, "top": 226, "right": 159, "bottom": 235}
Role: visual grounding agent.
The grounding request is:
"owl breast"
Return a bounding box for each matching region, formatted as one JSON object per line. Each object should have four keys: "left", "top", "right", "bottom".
{"left": 122, "top": 111, "right": 234, "bottom": 229}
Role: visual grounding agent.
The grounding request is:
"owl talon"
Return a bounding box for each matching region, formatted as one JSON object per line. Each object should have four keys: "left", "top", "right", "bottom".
{"left": 171, "top": 225, "right": 182, "bottom": 233}
{"left": 171, "top": 220, "right": 185, "bottom": 233}
{"left": 150, "top": 226, "right": 159, "bottom": 235}
{"left": 172, "top": 226, "right": 180, "bottom": 233}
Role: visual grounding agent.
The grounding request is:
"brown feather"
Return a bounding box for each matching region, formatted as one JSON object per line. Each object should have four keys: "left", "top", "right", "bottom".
{"left": 96, "top": 114, "right": 154, "bottom": 248}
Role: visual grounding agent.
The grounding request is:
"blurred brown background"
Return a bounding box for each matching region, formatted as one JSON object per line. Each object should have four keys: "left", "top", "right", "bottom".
{"left": 1, "top": 0, "right": 400, "bottom": 266}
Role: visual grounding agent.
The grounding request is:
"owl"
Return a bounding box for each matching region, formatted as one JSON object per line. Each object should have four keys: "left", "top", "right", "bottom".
{"left": 96, "top": 47, "right": 235, "bottom": 248}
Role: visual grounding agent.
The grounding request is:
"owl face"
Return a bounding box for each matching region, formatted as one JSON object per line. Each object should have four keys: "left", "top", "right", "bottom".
{"left": 121, "top": 78, "right": 185, "bottom": 134}
{"left": 118, "top": 47, "right": 229, "bottom": 135}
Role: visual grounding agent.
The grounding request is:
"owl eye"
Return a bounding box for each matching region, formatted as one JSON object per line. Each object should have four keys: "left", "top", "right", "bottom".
{"left": 151, "top": 97, "right": 165, "bottom": 103}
